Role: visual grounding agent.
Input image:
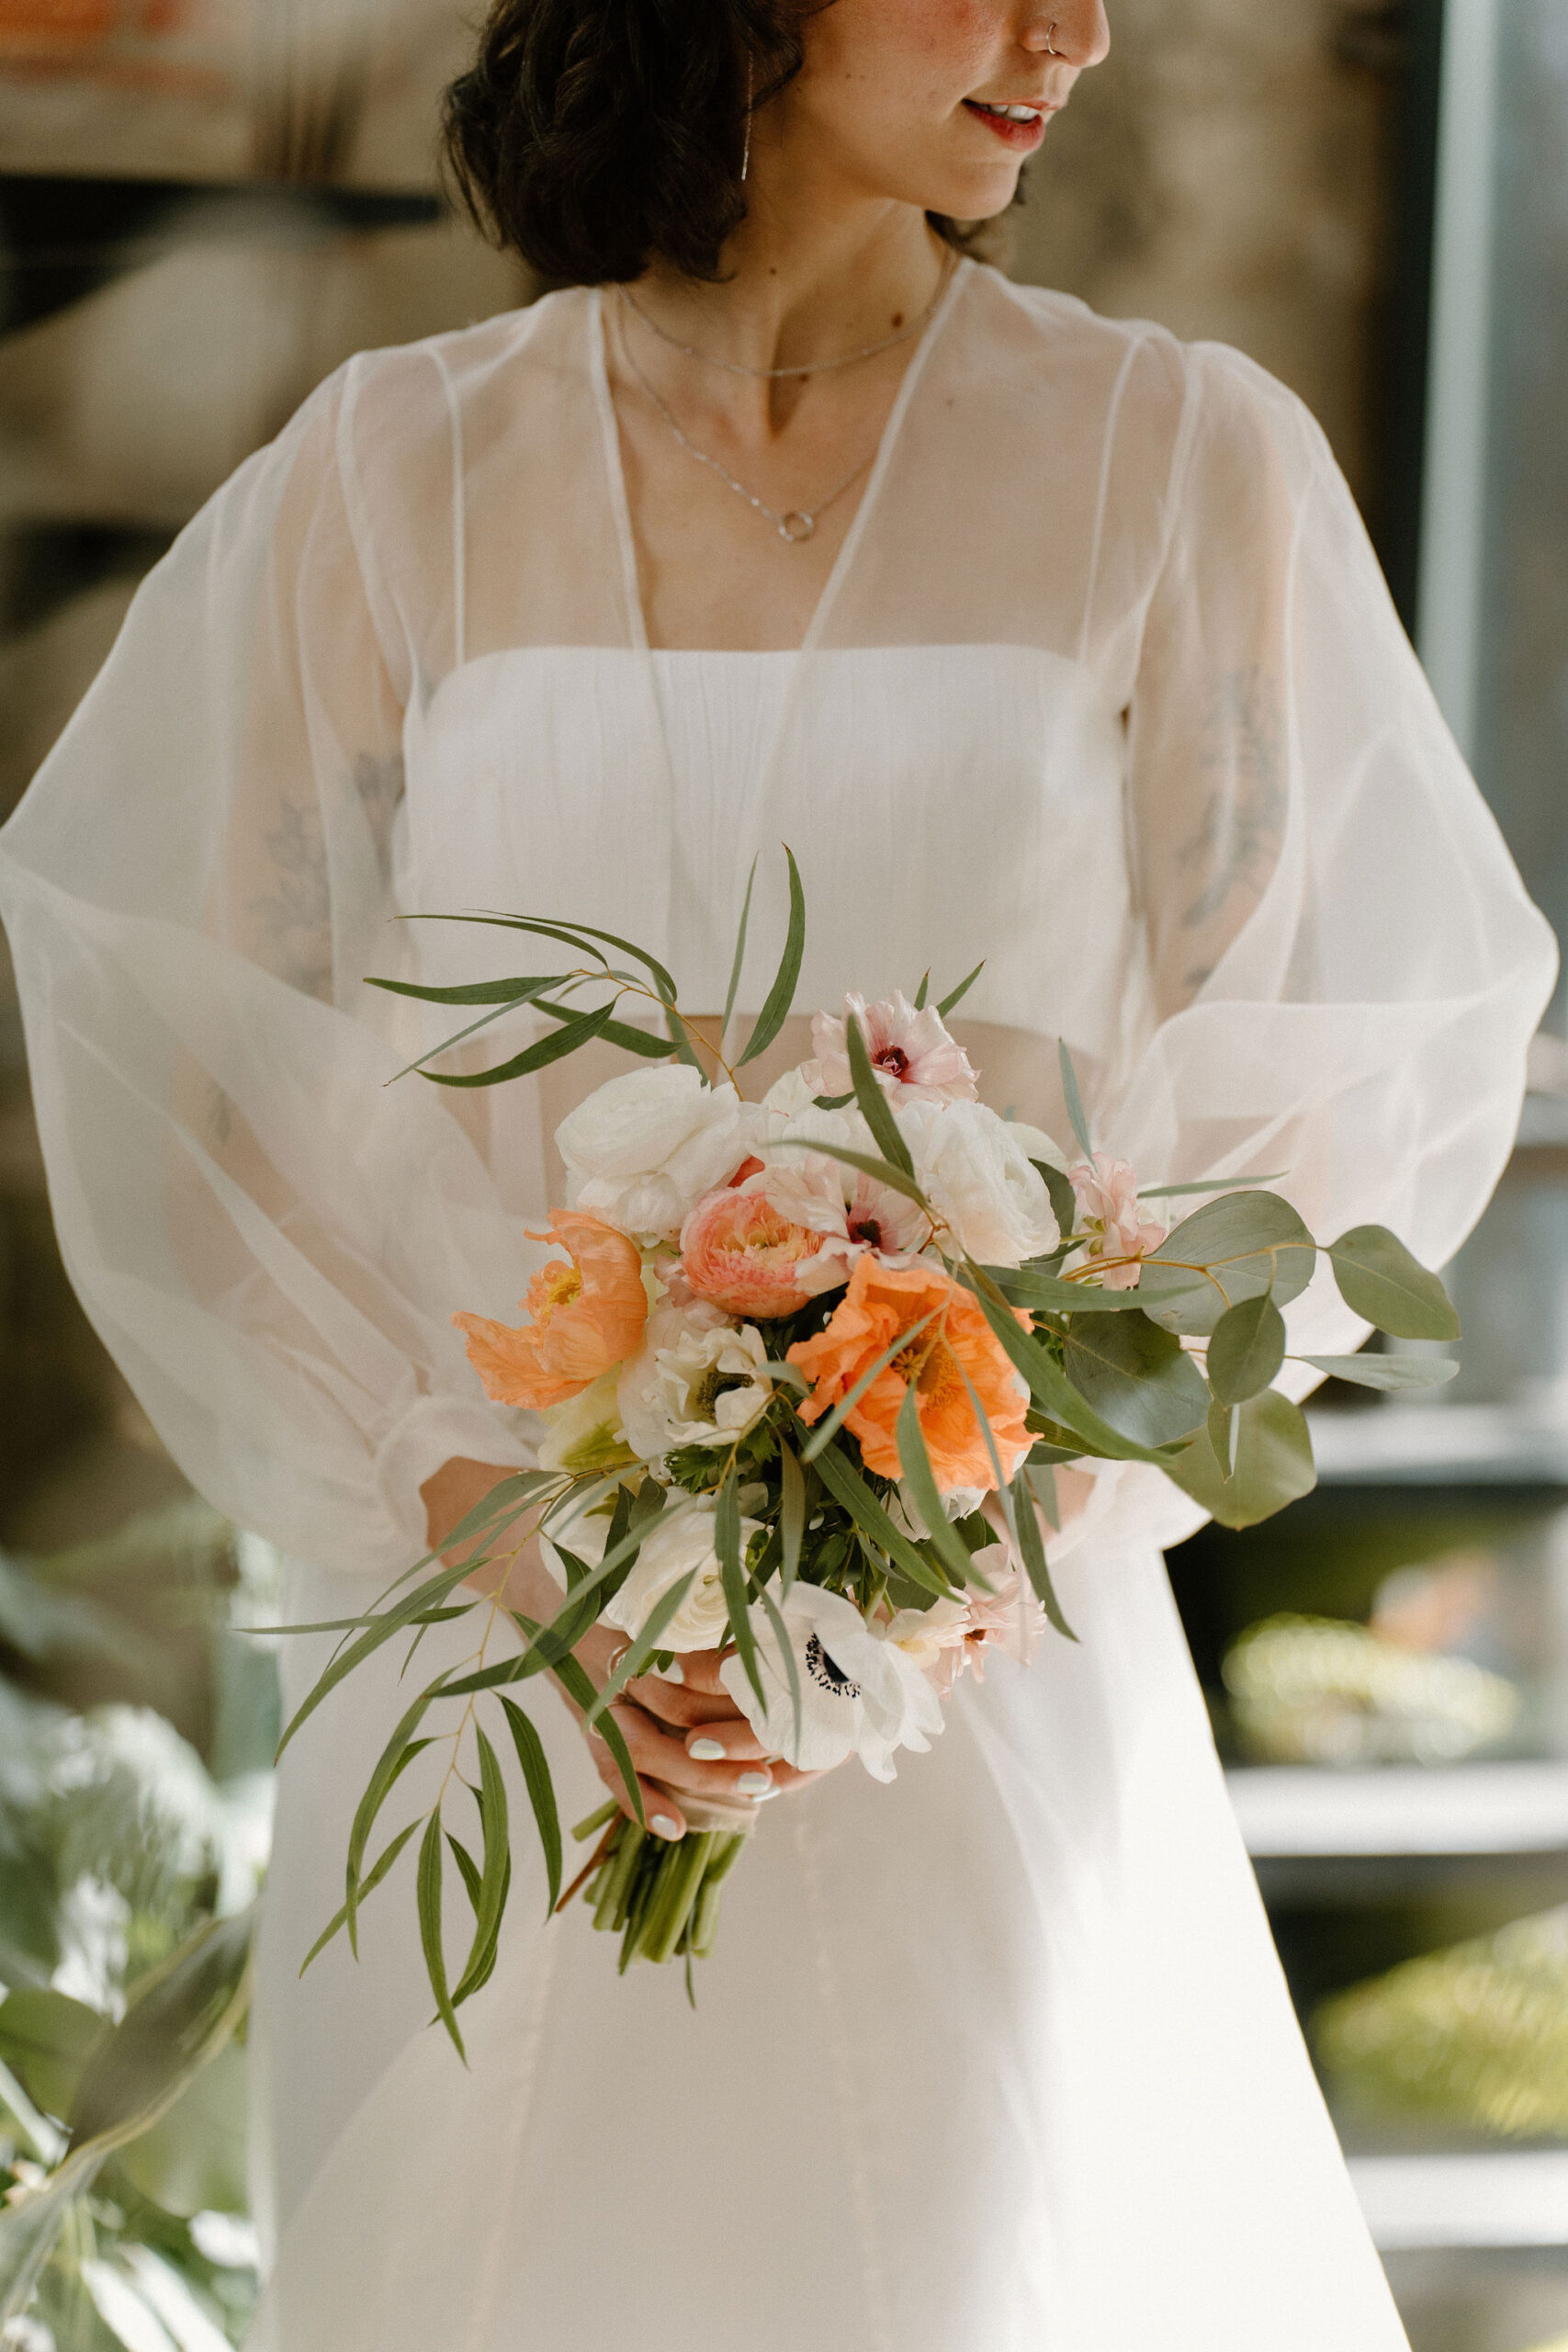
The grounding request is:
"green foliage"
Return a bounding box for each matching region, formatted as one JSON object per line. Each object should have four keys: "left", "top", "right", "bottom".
{"left": 1167, "top": 1392, "right": 1317, "bottom": 1530}
{"left": 1137, "top": 1193, "right": 1316, "bottom": 1337}
{"left": 1206, "top": 1294, "right": 1288, "bottom": 1406}
{"left": 1327, "top": 1225, "right": 1462, "bottom": 1341}
{"left": 1063, "top": 1312, "right": 1211, "bottom": 1447}
{"left": 737, "top": 846, "right": 806, "bottom": 1068}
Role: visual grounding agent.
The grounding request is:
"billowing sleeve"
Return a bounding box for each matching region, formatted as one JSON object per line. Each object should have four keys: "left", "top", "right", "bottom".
{"left": 1065, "top": 341, "right": 1558, "bottom": 1558}
{"left": 0, "top": 358, "right": 539, "bottom": 1580}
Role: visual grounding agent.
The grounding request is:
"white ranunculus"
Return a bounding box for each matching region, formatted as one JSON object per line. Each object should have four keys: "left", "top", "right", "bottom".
{"left": 897, "top": 1099, "right": 1061, "bottom": 1265}
{"left": 556, "top": 1067, "right": 763, "bottom": 1240}
{"left": 536, "top": 1369, "right": 636, "bottom": 1476}
{"left": 618, "top": 1304, "right": 773, "bottom": 1462}
{"left": 602, "top": 1501, "right": 761, "bottom": 1652}
{"left": 721, "top": 1582, "right": 945, "bottom": 1782}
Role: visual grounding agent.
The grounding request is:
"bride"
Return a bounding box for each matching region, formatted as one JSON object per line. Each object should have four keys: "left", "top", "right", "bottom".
{"left": 0, "top": 1, "right": 1554, "bottom": 2345}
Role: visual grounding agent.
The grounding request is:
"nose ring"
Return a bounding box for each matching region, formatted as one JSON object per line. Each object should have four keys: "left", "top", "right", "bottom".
{"left": 1045, "top": 20, "right": 1060, "bottom": 54}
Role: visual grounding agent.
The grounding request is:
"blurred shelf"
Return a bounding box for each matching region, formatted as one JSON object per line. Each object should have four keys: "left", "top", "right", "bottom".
{"left": 1351, "top": 2151, "right": 1568, "bottom": 2251}
{"left": 1309, "top": 1404, "right": 1568, "bottom": 1487}
{"left": 1229, "top": 1763, "right": 1568, "bottom": 1859}
{"left": 0, "top": 175, "right": 444, "bottom": 334}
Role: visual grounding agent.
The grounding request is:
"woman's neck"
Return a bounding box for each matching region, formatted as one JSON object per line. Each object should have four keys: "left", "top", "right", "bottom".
{"left": 635, "top": 182, "right": 949, "bottom": 386}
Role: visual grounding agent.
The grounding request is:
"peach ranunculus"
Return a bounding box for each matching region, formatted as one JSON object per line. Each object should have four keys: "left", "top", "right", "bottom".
{"left": 1068, "top": 1154, "right": 1167, "bottom": 1291}
{"left": 680, "top": 1188, "right": 829, "bottom": 1320}
{"left": 454, "top": 1210, "right": 648, "bottom": 1410}
{"left": 787, "top": 1259, "right": 1031, "bottom": 1494}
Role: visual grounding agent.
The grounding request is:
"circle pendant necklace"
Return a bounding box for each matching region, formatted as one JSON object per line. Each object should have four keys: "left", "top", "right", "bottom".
{"left": 616, "top": 291, "right": 880, "bottom": 545}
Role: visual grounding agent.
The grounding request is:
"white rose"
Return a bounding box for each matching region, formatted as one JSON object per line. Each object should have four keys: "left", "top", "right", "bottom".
{"left": 618, "top": 1305, "right": 773, "bottom": 1462}
{"left": 897, "top": 1099, "right": 1060, "bottom": 1265}
{"left": 556, "top": 1067, "right": 763, "bottom": 1240}
{"left": 602, "top": 1502, "right": 761, "bottom": 1652}
{"left": 721, "top": 1582, "right": 945, "bottom": 1781}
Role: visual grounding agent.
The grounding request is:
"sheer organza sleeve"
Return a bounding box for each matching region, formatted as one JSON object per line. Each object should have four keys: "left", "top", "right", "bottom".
{"left": 0, "top": 361, "right": 540, "bottom": 1579}
{"left": 1052, "top": 342, "right": 1560, "bottom": 1558}
{"left": 1111, "top": 340, "right": 1555, "bottom": 1312}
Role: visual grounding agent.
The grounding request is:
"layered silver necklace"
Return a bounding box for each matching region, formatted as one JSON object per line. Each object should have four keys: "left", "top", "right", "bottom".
{"left": 614, "top": 255, "right": 953, "bottom": 546}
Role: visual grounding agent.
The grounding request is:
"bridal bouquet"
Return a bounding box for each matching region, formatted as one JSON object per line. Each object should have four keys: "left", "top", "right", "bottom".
{"left": 284, "top": 856, "right": 1460, "bottom": 2032}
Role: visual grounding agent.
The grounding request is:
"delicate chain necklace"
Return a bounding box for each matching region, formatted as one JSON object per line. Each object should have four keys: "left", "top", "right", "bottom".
{"left": 616, "top": 296, "right": 877, "bottom": 544}
{"left": 619, "top": 252, "right": 954, "bottom": 380}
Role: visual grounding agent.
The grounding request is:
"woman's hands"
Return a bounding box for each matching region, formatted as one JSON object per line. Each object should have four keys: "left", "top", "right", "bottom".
{"left": 421, "top": 1456, "right": 819, "bottom": 1843}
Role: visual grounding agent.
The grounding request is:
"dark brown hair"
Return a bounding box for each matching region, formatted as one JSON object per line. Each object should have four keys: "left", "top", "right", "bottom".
{"left": 442, "top": 0, "right": 985, "bottom": 286}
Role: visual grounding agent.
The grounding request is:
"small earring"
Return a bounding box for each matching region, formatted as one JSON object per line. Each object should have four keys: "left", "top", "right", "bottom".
{"left": 741, "top": 54, "right": 753, "bottom": 182}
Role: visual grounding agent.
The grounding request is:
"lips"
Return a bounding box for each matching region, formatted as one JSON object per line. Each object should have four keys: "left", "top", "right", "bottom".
{"left": 962, "top": 98, "right": 1052, "bottom": 152}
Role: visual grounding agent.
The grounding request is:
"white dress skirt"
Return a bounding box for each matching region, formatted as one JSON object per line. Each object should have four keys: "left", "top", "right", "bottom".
{"left": 0, "top": 262, "right": 1554, "bottom": 2350}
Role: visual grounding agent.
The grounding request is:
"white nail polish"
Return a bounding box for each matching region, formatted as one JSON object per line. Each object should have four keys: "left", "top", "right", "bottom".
{"left": 651, "top": 1814, "right": 681, "bottom": 1839}
{"left": 689, "top": 1737, "right": 726, "bottom": 1761}
{"left": 739, "top": 1771, "right": 772, "bottom": 1796}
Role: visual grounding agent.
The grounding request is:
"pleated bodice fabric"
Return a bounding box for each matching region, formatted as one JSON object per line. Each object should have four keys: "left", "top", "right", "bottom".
{"left": 0, "top": 263, "right": 1554, "bottom": 2350}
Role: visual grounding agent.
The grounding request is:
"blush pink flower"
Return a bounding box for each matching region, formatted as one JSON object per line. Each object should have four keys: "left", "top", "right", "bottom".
{"left": 680, "top": 1188, "right": 828, "bottom": 1320}
{"left": 922, "top": 1551, "right": 1050, "bottom": 1697}
{"left": 1069, "top": 1153, "right": 1167, "bottom": 1291}
{"left": 806, "top": 990, "right": 979, "bottom": 1106}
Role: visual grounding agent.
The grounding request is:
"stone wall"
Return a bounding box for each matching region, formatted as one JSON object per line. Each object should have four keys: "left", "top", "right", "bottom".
{"left": 1010, "top": 0, "right": 1397, "bottom": 504}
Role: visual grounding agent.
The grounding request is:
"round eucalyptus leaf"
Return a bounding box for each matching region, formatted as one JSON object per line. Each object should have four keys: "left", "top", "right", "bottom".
{"left": 1138, "top": 1192, "right": 1316, "bottom": 1337}
{"left": 1327, "top": 1226, "right": 1460, "bottom": 1341}
{"left": 1063, "top": 1311, "right": 1211, "bottom": 1448}
{"left": 1207, "top": 1295, "right": 1287, "bottom": 1407}
{"left": 1303, "top": 1351, "right": 1460, "bottom": 1392}
{"left": 1167, "top": 1391, "right": 1317, "bottom": 1530}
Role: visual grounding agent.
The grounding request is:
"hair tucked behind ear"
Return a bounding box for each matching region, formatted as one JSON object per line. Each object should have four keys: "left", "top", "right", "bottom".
{"left": 442, "top": 0, "right": 981, "bottom": 286}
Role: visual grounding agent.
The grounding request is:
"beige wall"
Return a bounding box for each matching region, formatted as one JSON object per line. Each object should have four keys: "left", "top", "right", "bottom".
{"left": 1010, "top": 0, "right": 1393, "bottom": 503}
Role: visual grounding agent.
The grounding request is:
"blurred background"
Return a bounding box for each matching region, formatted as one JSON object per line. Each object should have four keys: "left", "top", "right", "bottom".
{"left": 0, "top": 3, "right": 1564, "bottom": 2347}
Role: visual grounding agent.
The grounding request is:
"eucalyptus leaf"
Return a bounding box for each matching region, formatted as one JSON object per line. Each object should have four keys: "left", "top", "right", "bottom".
{"left": 987, "top": 1263, "right": 1150, "bottom": 1315}
{"left": 1303, "top": 1351, "right": 1461, "bottom": 1392}
{"left": 846, "top": 1012, "right": 916, "bottom": 1177}
{"left": 423, "top": 910, "right": 678, "bottom": 1007}
{"left": 498, "top": 1697, "right": 562, "bottom": 1917}
{"left": 913, "top": 970, "right": 931, "bottom": 1011}
{"left": 1208, "top": 1399, "right": 1239, "bottom": 1482}
{"left": 1327, "top": 1226, "right": 1460, "bottom": 1341}
{"left": 1057, "top": 1039, "right": 1093, "bottom": 1159}
{"left": 416, "top": 1815, "right": 464, "bottom": 2058}
{"left": 419, "top": 996, "right": 618, "bottom": 1090}
{"left": 716, "top": 1466, "right": 765, "bottom": 1712}
{"left": 367, "top": 971, "right": 567, "bottom": 1007}
{"left": 300, "top": 1817, "right": 421, "bottom": 1974}
{"left": 1033, "top": 1159, "right": 1078, "bottom": 1241}
{"left": 896, "top": 1385, "right": 976, "bottom": 1587}
{"left": 738, "top": 845, "right": 806, "bottom": 1067}
{"left": 581, "top": 1569, "right": 697, "bottom": 1730}
{"left": 1138, "top": 1193, "right": 1316, "bottom": 1337}
{"left": 1168, "top": 1391, "right": 1316, "bottom": 1530}
{"left": 779, "top": 1442, "right": 807, "bottom": 1595}
{"left": 755, "top": 1581, "right": 804, "bottom": 1763}
{"left": 345, "top": 1684, "right": 449, "bottom": 1951}
{"left": 278, "top": 1558, "right": 477, "bottom": 1755}
{"left": 534, "top": 998, "right": 675, "bottom": 1058}
{"left": 542, "top": 1645, "right": 645, "bottom": 1826}
{"left": 451, "top": 1727, "right": 512, "bottom": 2007}
{"left": 963, "top": 1272, "right": 1170, "bottom": 1464}
{"left": 936, "top": 960, "right": 985, "bottom": 1019}
{"left": 1009, "top": 1468, "right": 1077, "bottom": 1641}
{"left": 1063, "top": 1313, "right": 1211, "bottom": 1447}
{"left": 1206, "top": 1294, "right": 1287, "bottom": 1406}
{"left": 721, "top": 855, "right": 759, "bottom": 1046}
{"left": 810, "top": 1441, "right": 950, "bottom": 1598}
{"left": 774, "top": 1136, "right": 929, "bottom": 1208}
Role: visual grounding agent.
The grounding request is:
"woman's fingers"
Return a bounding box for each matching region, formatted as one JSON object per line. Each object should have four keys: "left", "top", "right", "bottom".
{"left": 606, "top": 1702, "right": 776, "bottom": 1804}
{"left": 587, "top": 1739, "right": 686, "bottom": 1841}
{"left": 623, "top": 1672, "right": 740, "bottom": 1732}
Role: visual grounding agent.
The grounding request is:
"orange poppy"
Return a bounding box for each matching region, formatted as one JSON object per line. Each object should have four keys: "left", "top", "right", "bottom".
{"left": 787, "top": 1258, "right": 1031, "bottom": 1495}
{"left": 454, "top": 1210, "right": 648, "bottom": 1411}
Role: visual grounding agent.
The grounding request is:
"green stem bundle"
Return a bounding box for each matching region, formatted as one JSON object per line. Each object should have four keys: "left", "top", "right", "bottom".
{"left": 581, "top": 1820, "right": 750, "bottom": 1976}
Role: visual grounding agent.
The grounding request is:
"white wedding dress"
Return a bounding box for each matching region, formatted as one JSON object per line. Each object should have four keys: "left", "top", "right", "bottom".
{"left": 0, "top": 261, "right": 1554, "bottom": 2351}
